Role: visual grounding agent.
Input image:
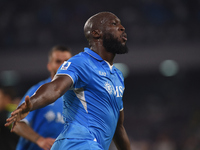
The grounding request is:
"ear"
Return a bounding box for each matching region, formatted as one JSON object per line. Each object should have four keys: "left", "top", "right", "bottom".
{"left": 92, "top": 30, "right": 101, "bottom": 39}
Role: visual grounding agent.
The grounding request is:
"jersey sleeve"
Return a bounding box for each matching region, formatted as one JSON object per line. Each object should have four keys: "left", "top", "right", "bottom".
{"left": 56, "top": 56, "right": 91, "bottom": 89}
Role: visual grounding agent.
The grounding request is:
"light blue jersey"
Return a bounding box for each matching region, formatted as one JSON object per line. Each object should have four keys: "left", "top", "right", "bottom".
{"left": 16, "top": 78, "right": 65, "bottom": 150}
{"left": 53, "top": 48, "right": 124, "bottom": 150}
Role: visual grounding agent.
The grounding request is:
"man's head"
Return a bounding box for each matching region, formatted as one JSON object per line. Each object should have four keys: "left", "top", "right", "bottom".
{"left": 84, "top": 12, "right": 128, "bottom": 54}
{"left": 47, "top": 45, "right": 72, "bottom": 78}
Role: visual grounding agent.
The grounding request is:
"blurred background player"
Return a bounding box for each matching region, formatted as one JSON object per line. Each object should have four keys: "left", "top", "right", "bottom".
{"left": 12, "top": 45, "right": 72, "bottom": 150}
{"left": 0, "top": 86, "right": 20, "bottom": 150}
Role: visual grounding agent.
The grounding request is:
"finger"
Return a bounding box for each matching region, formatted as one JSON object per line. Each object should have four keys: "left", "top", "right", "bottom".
{"left": 49, "top": 141, "right": 54, "bottom": 146}
{"left": 47, "top": 138, "right": 55, "bottom": 144}
{"left": 46, "top": 140, "right": 53, "bottom": 146}
{"left": 5, "top": 121, "right": 13, "bottom": 127}
{"left": 5, "top": 114, "right": 17, "bottom": 126}
{"left": 6, "top": 114, "right": 17, "bottom": 122}
{"left": 10, "top": 108, "right": 22, "bottom": 116}
{"left": 11, "top": 121, "right": 17, "bottom": 132}
{"left": 44, "top": 147, "right": 50, "bottom": 150}
{"left": 42, "top": 143, "right": 50, "bottom": 150}
{"left": 25, "top": 95, "right": 30, "bottom": 104}
{"left": 25, "top": 96, "right": 32, "bottom": 110}
{"left": 5, "top": 117, "right": 16, "bottom": 127}
{"left": 46, "top": 144, "right": 52, "bottom": 150}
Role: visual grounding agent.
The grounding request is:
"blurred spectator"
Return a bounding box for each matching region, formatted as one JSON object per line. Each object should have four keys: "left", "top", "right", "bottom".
{"left": 182, "top": 135, "right": 200, "bottom": 150}
{"left": 0, "top": 86, "right": 20, "bottom": 150}
{"left": 0, "top": 0, "right": 199, "bottom": 48}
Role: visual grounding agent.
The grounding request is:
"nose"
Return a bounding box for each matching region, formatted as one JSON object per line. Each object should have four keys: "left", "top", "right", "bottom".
{"left": 119, "top": 25, "right": 125, "bottom": 32}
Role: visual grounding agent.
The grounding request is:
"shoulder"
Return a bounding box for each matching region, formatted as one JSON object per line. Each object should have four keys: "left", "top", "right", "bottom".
{"left": 65, "top": 52, "right": 92, "bottom": 68}
{"left": 71, "top": 52, "right": 89, "bottom": 62}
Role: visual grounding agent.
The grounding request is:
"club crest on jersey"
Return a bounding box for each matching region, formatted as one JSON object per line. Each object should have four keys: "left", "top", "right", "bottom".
{"left": 61, "top": 61, "right": 71, "bottom": 70}
{"left": 104, "top": 82, "right": 113, "bottom": 94}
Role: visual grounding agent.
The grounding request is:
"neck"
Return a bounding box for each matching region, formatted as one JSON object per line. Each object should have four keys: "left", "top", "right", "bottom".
{"left": 51, "top": 73, "right": 55, "bottom": 80}
{"left": 90, "top": 41, "right": 115, "bottom": 65}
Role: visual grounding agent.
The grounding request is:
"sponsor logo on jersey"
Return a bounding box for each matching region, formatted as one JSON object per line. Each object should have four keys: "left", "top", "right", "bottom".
{"left": 104, "top": 81, "right": 124, "bottom": 97}
{"left": 44, "top": 110, "right": 56, "bottom": 122}
{"left": 44, "top": 111, "right": 64, "bottom": 123}
{"left": 113, "top": 86, "right": 124, "bottom": 97}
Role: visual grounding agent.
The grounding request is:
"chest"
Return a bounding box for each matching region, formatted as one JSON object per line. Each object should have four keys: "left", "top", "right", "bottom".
{"left": 89, "top": 64, "right": 125, "bottom": 100}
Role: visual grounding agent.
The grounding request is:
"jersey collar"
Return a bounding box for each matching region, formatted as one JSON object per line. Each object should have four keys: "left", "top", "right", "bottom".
{"left": 84, "top": 47, "right": 103, "bottom": 61}
{"left": 84, "top": 47, "right": 118, "bottom": 74}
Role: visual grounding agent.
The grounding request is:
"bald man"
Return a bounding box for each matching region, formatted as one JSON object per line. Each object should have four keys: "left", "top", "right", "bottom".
{"left": 5, "top": 12, "right": 131, "bottom": 150}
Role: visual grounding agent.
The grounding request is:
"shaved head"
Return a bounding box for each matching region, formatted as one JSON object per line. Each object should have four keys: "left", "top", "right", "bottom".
{"left": 84, "top": 12, "right": 117, "bottom": 40}
{"left": 84, "top": 12, "right": 128, "bottom": 55}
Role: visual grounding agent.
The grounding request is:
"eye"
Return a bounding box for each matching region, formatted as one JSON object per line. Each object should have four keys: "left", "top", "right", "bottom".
{"left": 112, "top": 22, "right": 117, "bottom": 26}
{"left": 56, "top": 60, "right": 62, "bottom": 64}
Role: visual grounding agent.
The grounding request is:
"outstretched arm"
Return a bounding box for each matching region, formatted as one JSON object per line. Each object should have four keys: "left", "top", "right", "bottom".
{"left": 13, "top": 121, "right": 55, "bottom": 150}
{"left": 113, "top": 110, "right": 131, "bottom": 150}
{"left": 5, "top": 75, "right": 72, "bottom": 129}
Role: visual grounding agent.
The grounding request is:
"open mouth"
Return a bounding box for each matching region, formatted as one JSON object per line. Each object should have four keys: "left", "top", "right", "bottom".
{"left": 122, "top": 33, "right": 127, "bottom": 41}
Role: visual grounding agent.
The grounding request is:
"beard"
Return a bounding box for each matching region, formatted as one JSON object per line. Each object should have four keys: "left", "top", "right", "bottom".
{"left": 103, "top": 33, "right": 128, "bottom": 54}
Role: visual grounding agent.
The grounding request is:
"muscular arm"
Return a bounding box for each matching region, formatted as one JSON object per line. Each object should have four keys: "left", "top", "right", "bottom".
{"left": 30, "top": 75, "right": 72, "bottom": 111}
{"left": 13, "top": 122, "right": 40, "bottom": 143}
{"left": 13, "top": 122, "right": 55, "bottom": 149}
{"left": 113, "top": 110, "right": 131, "bottom": 150}
{"left": 5, "top": 75, "right": 72, "bottom": 128}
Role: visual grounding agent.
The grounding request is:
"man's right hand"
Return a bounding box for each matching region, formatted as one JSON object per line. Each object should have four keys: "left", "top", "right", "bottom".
{"left": 4, "top": 95, "right": 32, "bottom": 131}
{"left": 36, "top": 137, "right": 55, "bottom": 150}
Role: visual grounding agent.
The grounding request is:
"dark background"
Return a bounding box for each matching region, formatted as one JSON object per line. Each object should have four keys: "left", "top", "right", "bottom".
{"left": 0, "top": 0, "right": 200, "bottom": 149}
